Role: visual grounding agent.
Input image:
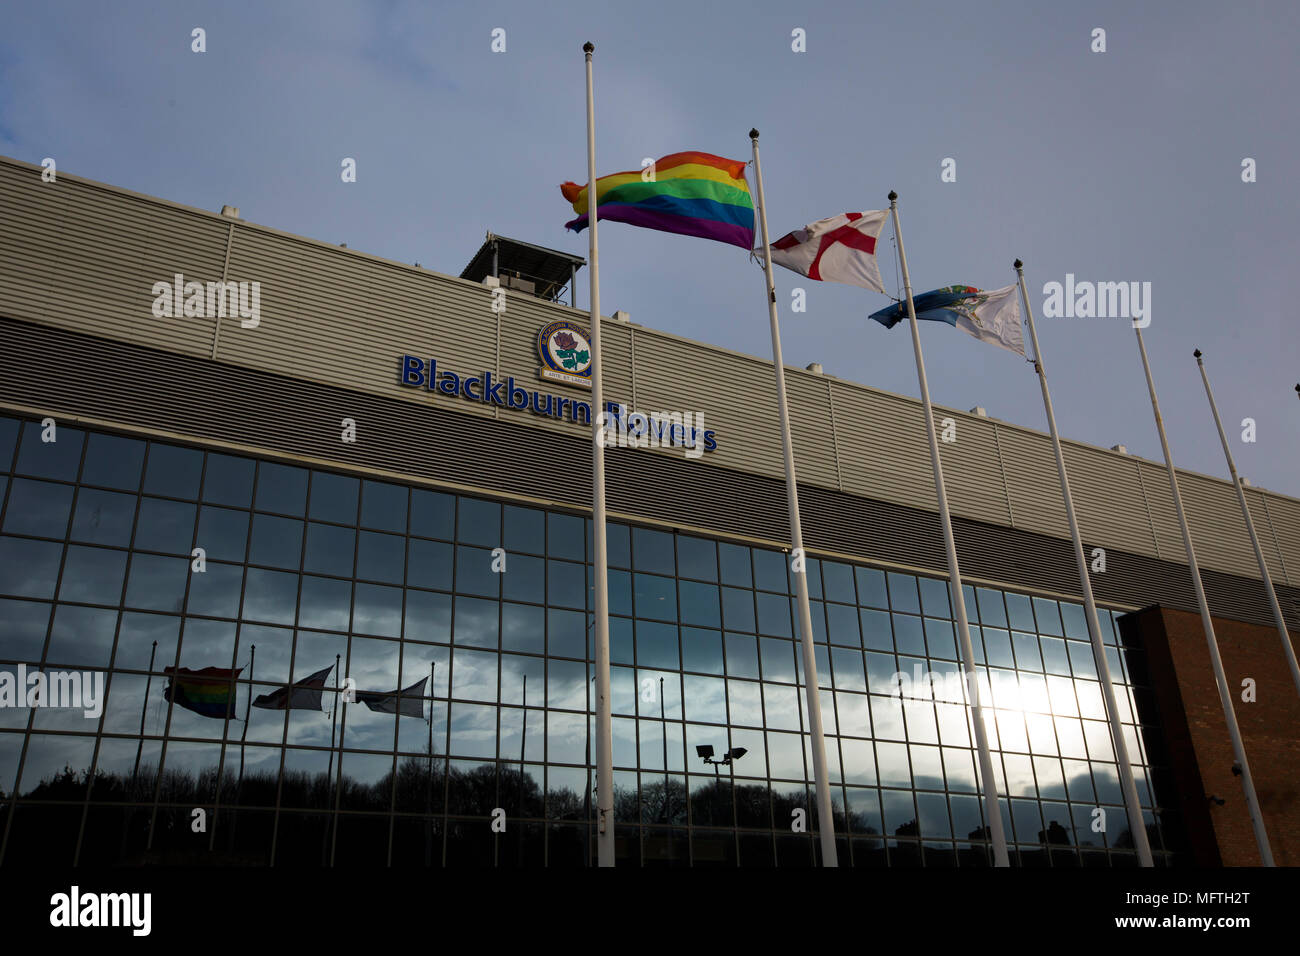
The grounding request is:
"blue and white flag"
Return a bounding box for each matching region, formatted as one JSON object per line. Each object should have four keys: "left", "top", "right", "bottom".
{"left": 869, "top": 284, "right": 1024, "bottom": 356}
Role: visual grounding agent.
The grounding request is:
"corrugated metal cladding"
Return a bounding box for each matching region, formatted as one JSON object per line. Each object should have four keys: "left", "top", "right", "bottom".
{"left": 1, "top": 317, "right": 1297, "bottom": 632}
{"left": 0, "top": 154, "right": 1296, "bottom": 590}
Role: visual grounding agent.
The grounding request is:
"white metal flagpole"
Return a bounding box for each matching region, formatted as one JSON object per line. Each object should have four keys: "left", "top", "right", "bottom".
{"left": 1133, "top": 326, "right": 1274, "bottom": 866}
{"left": 1194, "top": 348, "right": 1300, "bottom": 699}
{"left": 749, "top": 129, "right": 838, "bottom": 866}
{"left": 889, "top": 191, "right": 1009, "bottom": 866}
{"left": 1014, "top": 260, "right": 1152, "bottom": 865}
{"left": 582, "top": 40, "right": 615, "bottom": 868}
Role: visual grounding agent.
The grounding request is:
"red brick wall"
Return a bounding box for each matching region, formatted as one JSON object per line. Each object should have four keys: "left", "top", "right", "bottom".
{"left": 1123, "top": 605, "right": 1300, "bottom": 867}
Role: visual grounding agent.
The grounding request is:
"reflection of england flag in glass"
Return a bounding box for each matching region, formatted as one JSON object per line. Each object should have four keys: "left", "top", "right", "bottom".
{"left": 252, "top": 664, "right": 334, "bottom": 711}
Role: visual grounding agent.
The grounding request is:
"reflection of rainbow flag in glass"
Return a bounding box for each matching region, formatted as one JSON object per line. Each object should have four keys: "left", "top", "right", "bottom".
{"left": 164, "top": 666, "right": 241, "bottom": 719}
{"left": 561, "top": 151, "right": 755, "bottom": 249}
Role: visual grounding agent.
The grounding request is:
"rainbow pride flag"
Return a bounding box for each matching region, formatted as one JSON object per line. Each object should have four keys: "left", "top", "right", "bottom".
{"left": 164, "top": 666, "right": 242, "bottom": 720}
{"left": 561, "top": 151, "right": 754, "bottom": 249}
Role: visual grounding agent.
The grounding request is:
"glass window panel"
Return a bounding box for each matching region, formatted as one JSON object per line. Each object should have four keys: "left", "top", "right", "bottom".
{"left": 681, "top": 626, "right": 723, "bottom": 675}
{"left": 724, "top": 633, "right": 760, "bottom": 679}
{"left": 547, "top": 658, "right": 589, "bottom": 712}
{"left": 606, "top": 522, "right": 630, "bottom": 569}
{"left": 949, "top": 793, "right": 983, "bottom": 841}
{"left": 185, "top": 561, "right": 242, "bottom": 619}
{"left": 676, "top": 535, "right": 717, "bottom": 582}
{"left": 1083, "top": 720, "right": 1115, "bottom": 762}
{"left": 636, "top": 620, "right": 679, "bottom": 671}
{"left": 254, "top": 462, "right": 308, "bottom": 517}
{"left": 677, "top": 580, "right": 719, "bottom": 628}
{"left": 886, "top": 573, "right": 920, "bottom": 614}
{"left": 893, "top": 614, "right": 925, "bottom": 657}
{"left": 451, "top": 647, "right": 498, "bottom": 703}
{"left": 917, "top": 791, "right": 952, "bottom": 837}
{"left": 752, "top": 549, "right": 788, "bottom": 593}
{"left": 611, "top": 617, "right": 634, "bottom": 666}
{"left": 547, "top": 608, "right": 587, "bottom": 659}
{"left": 871, "top": 695, "right": 906, "bottom": 740}
{"left": 542, "top": 511, "right": 582, "bottom": 561}
{"left": 825, "top": 602, "right": 860, "bottom": 647}
{"left": 302, "top": 522, "right": 354, "bottom": 578}
{"left": 143, "top": 443, "right": 202, "bottom": 499}
{"left": 44, "top": 604, "right": 116, "bottom": 667}
{"left": 406, "top": 537, "right": 451, "bottom": 592}
{"left": 831, "top": 646, "right": 866, "bottom": 692}
{"left": 1055, "top": 716, "right": 1088, "bottom": 759}
{"left": 202, "top": 453, "right": 256, "bottom": 507}
{"left": 248, "top": 514, "right": 303, "bottom": 570}
{"left": 1046, "top": 675, "right": 1079, "bottom": 716}
{"left": 903, "top": 698, "right": 939, "bottom": 744}
{"left": 1060, "top": 602, "right": 1089, "bottom": 640}
{"left": 1012, "top": 631, "right": 1042, "bottom": 671}
{"left": 837, "top": 690, "right": 872, "bottom": 738}
{"left": 408, "top": 488, "right": 453, "bottom": 540}
{"left": 1068, "top": 640, "right": 1099, "bottom": 679}
{"left": 630, "top": 527, "right": 673, "bottom": 575}
{"left": 1005, "top": 592, "right": 1035, "bottom": 632}
{"left": 975, "top": 588, "right": 1008, "bottom": 627}
{"left": 547, "top": 559, "right": 586, "bottom": 610}
{"left": 448, "top": 702, "right": 498, "bottom": 759}
{"left": 854, "top": 567, "right": 888, "bottom": 609}
{"left": 983, "top": 628, "right": 1015, "bottom": 668}
{"left": 132, "top": 497, "right": 195, "bottom": 554}
{"left": 500, "top": 651, "right": 545, "bottom": 708}
{"left": 683, "top": 675, "right": 726, "bottom": 724}
{"left": 917, "top": 577, "right": 950, "bottom": 618}
{"left": 717, "top": 542, "right": 751, "bottom": 588}
{"left": 1062, "top": 759, "right": 1095, "bottom": 803}
{"left": 496, "top": 551, "right": 541, "bottom": 604}
{"left": 876, "top": 741, "right": 911, "bottom": 788}
{"left": 4, "top": 478, "right": 74, "bottom": 538}
{"left": 449, "top": 595, "right": 497, "bottom": 649}
{"left": 15, "top": 423, "right": 84, "bottom": 481}
{"left": 113, "top": 613, "right": 180, "bottom": 671}
{"left": 943, "top": 747, "right": 978, "bottom": 793}
{"left": 501, "top": 602, "right": 544, "bottom": 655}
{"left": 58, "top": 545, "right": 127, "bottom": 605}
{"left": 760, "top": 637, "right": 796, "bottom": 683}
{"left": 634, "top": 573, "right": 676, "bottom": 622}
{"left": 1025, "top": 713, "right": 1059, "bottom": 755}
{"left": 860, "top": 609, "right": 892, "bottom": 651}
{"left": 454, "top": 544, "right": 499, "bottom": 598}
{"left": 0, "top": 598, "right": 52, "bottom": 661}
{"left": 1033, "top": 597, "right": 1064, "bottom": 636}
{"left": 1033, "top": 756, "right": 1067, "bottom": 800}
{"left": 503, "top": 505, "right": 544, "bottom": 555}
{"left": 308, "top": 471, "right": 359, "bottom": 524}
{"left": 1075, "top": 680, "right": 1107, "bottom": 720}
{"left": 177, "top": 618, "right": 237, "bottom": 673}
{"left": 864, "top": 652, "right": 899, "bottom": 695}
{"left": 607, "top": 569, "right": 632, "bottom": 617}
{"left": 403, "top": 588, "right": 451, "bottom": 644}
{"left": 755, "top": 591, "right": 791, "bottom": 637}
{"left": 726, "top": 678, "right": 763, "bottom": 727}
{"left": 924, "top": 618, "right": 957, "bottom": 661}
{"left": 361, "top": 481, "right": 408, "bottom": 534}
{"left": 123, "top": 554, "right": 188, "bottom": 612}
{"left": 189, "top": 505, "right": 249, "bottom": 565}
{"left": 296, "top": 575, "right": 351, "bottom": 631}
{"left": 719, "top": 586, "right": 755, "bottom": 633}
{"left": 242, "top": 568, "right": 298, "bottom": 625}
{"left": 766, "top": 731, "right": 804, "bottom": 780}
{"left": 1040, "top": 637, "right": 1071, "bottom": 676}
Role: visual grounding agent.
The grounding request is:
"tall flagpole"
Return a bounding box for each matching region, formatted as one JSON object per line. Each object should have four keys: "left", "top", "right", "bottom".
{"left": 750, "top": 129, "right": 838, "bottom": 866}
{"left": 1015, "top": 260, "right": 1152, "bottom": 865}
{"left": 582, "top": 40, "right": 615, "bottom": 868}
{"left": 1194, "top": 349, "right": 1300, "bottom": 698}
{"left": 889, "top": 192, "right": 1009, "bottom": 866}
{"left": 1133, "top": 326, "right": 1274, "bottom": 865}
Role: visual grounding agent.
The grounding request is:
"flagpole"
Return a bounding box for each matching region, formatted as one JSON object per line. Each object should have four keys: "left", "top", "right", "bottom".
{"left": 889, "top": 192, "right": 1009, "bottom": 866}
{"left": 1133, "top": 326, "right": 1274, "bottom": 865}
{"left": 133, "top": 640, "right": 157, "bottom": 781}
{"left": 1015, "top": 260, "right": 1152, "bottom": 865}
{"left": 582, "top": 40, "right": 615, "bottom": 868}
{"left": 750, "top": 128, "right": 838, "bottom": 866}
{"left": 1194, "top": 349, "right": 1300, "bottom": 698}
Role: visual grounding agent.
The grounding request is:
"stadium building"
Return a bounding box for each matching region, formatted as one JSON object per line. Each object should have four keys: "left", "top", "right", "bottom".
{"left": 0, "top": 155, "right": 1296, "bottom": 867}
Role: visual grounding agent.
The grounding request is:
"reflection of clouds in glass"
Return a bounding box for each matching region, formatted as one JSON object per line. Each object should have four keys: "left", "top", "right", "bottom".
{"left": 726, "top": 679, "right": 762, "bottom": 728}
{"left": 449, "top": 702, "right": 496, "bottom": 760}
{"left": 547, "top": 712, "right": 586, "bottom": 765}
{"left": 451, "top": 648, "right": 498, "bottom": 703}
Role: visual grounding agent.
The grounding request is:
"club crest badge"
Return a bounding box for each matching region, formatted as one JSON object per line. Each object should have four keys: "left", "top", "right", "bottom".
{"left": 537, "top": 320, "right": 593, "bottom": 389}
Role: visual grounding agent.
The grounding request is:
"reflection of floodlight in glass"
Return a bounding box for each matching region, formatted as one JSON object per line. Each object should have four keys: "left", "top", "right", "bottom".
{"left": 696, "top": 744, "right": 715, "bottom": 760}
{"left": 727, "top": 747, "right": 747, "bottom": 761}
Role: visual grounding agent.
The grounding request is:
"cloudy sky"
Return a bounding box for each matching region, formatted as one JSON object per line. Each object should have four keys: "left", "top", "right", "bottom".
{"left": 2, "top": 0, "right": 1297, "bottom": 495}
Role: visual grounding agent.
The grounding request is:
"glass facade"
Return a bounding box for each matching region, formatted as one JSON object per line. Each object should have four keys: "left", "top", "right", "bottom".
{"left": 0, "top": 416, "right": 1172, "bottom": 866}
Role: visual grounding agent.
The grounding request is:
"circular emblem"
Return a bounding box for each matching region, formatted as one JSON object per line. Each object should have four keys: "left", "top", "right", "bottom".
{"left": 537, "top": 320, "right": 592, "bottom": 382}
